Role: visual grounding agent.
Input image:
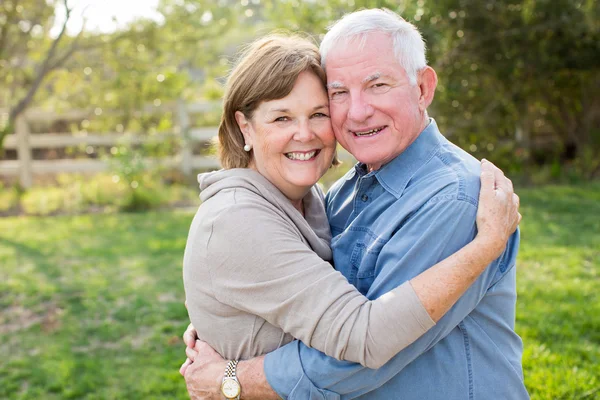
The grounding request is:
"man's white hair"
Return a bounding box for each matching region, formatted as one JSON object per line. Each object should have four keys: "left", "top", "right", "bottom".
{"left": 320, "top": 8, "right": 427, "bottom": 85}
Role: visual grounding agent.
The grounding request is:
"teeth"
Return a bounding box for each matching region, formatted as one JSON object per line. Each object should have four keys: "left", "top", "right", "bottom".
{"left": 286, "top": 151, "right": 317, "bottom": 161}
{"left": 355, "top": 127, "right": 384, "bottom": 136}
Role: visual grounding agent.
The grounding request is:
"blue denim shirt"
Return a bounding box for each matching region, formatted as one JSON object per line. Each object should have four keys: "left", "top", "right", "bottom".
{"left": 264, "top": 120, "right": 529, "bottom": 399}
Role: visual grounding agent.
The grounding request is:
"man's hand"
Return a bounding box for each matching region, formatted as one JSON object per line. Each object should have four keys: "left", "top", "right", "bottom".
{"left": 183, "top": 340, "right": 228, "bottom": 400}
{"left": 180, "top": 336, "right": 280, "bottom": 399}
{"left": 180, "top": 322, "right": 199, "bottom": 376}
{"left": 183, "top": 322, "right": 198, "bottom": 348}
{"left": 180, "top": 323, "right": 226, "bottom": 399}
{"left": 476, "top": 159, "right": 521, "bottom": 259}
{"left": 180, "top": 313, "right": 278, "bottom": 399}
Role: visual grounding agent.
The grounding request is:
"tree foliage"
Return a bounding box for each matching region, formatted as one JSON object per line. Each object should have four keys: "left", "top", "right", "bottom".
{"left": 0, "top": 0, "right": 83, "bottom": 145}
{"left": 2, "top": 0, "right": 599, "bottom": 179}
{"left": 427, "top": 0, "right": 600, "bottom": 176}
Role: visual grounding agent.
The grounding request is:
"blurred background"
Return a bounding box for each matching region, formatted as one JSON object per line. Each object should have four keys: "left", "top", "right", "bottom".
{"left": 1, "top": 1, "right": 598, "bottom": 399}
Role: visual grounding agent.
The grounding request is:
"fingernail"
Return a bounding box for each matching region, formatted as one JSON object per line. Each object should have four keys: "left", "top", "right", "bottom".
{"left": 482, "top": 158, "right": 488, "bottom": 163}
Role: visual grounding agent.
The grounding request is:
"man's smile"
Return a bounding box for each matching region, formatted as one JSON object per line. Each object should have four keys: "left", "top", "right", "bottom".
{"left": 351, "top": 126, "right": 387, "bottom": 137}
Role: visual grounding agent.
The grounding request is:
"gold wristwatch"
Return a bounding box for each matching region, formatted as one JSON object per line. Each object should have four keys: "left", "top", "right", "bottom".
{"left": 221, "top": 360, "right": 241, "bottom": 399}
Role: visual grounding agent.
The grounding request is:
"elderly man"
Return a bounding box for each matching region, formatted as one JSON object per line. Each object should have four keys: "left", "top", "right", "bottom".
{"left": 182, "top": 9, "right": 529, "bottom": 400}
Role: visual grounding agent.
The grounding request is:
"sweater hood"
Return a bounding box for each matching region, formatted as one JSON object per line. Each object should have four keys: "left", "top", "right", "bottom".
{"left": 197, "top": 168, "right": 332, "bottom": 255}
{"left": 198, "top": 168, "right": 288, "bottom": 206}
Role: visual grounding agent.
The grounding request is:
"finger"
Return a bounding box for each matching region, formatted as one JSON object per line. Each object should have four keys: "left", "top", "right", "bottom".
{"left": 192, "top": 339, "right": 226, "bottom": 364}
{"left": 490, "top": 163, "right": 509, "bottom": 193}
{"left": 511, "top": 212, "right": 522, "bottom": 233}
{"left": 513, "top": 193, "right": 520, "bottom": 209}
{"left": 506, "top": 177, "right": 514, "bottom": 194}
{"left": 518, "top": 212, "right": 522, "bottom": 225}
{"left": 479, "top": 160, "right": 495, "bottom": 200}
{"left": 194, "top": 339, "right": 218, "bottom": 355}
{"left": 183, "top": 323, "right": 197, "bottom": 348}
{"left": 180, "top": 358, "right": 192, "bottom": 376}
{"left": 186, "top": 346, "right": 199, "bottom": 361}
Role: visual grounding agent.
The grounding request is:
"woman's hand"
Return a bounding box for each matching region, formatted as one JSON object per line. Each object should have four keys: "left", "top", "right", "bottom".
{"left": 475, "top": 159, "right": 521, "bottom": 260}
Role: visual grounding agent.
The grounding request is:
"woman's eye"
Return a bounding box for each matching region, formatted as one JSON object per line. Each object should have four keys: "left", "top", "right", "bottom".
{"left": 312, "top": 112, "right": 329, "bottom": 118}
{"left": 274, "top": 116, "right": 289, "bottom": 122}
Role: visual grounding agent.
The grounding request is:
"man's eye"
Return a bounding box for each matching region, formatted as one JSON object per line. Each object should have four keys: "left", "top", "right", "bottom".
{"left": 371, "top": 83, "right": 391, "bottom": 93}
{"left": 330, "top": 91, "right": 347, "bottom": 99}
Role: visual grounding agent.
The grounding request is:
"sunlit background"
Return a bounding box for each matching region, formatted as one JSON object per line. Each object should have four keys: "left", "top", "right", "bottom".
{"left": 1, "top": 1, "right": 598, "bottom": 399}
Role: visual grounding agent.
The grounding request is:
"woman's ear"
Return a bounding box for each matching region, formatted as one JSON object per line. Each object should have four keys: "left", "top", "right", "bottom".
{"left": 235, "top": 111, "right": 252, "bottom": 146}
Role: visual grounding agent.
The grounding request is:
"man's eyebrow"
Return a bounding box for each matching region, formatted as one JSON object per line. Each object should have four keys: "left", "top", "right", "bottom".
{"left": 327, "top": 81, "right": 345, "bottom": 89}
{"left": 362, "top": 72, "right": 382, "bottom": 83}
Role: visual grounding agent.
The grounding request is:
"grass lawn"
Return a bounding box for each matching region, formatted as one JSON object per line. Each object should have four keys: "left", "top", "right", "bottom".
{"left": 1, "top": 184, "right": 599, "bottom": 399}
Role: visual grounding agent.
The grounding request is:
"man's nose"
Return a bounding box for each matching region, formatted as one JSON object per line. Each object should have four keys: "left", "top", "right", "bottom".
{"left": 348, "top": 92, "right": 375, "bottom": 122}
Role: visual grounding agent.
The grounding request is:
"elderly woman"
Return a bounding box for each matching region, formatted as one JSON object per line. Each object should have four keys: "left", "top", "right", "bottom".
{"left": 182, "top": 34, "right": 519, "bottom": 395}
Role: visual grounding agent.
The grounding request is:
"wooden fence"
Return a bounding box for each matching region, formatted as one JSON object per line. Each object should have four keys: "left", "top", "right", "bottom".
{"left": 0, "top": 102, "right": 221, "bottom": 188}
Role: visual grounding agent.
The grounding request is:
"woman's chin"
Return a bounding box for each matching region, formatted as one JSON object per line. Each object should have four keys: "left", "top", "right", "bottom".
{"left": 286, "top": 175, "right": 321, "bottom": 190}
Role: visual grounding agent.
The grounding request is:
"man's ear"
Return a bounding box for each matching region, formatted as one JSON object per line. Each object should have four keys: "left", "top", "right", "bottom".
{"left": 235, "top": 111, "right": 253, "bottom": 146}
{"left": 417, "top": 66, "right": 438, "bottom": 111}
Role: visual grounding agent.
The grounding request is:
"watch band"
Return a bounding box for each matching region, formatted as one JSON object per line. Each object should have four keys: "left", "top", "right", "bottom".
{"left": 221, "top": 360, "right": 241, "bottom": 399}
{"left": 224, "top": 360, "right": 238, "bottom": 380}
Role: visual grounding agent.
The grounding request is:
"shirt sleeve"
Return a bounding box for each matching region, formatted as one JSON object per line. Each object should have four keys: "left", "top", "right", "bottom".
{"left": 206, "top": 201, "right": 435, "bottom": 369}
{"left": 264, "top": 198, "right": 519, "bottom": 399}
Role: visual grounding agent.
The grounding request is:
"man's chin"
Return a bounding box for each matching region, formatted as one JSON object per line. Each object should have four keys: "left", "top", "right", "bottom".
{"left": 354, "top": 153, "right": 386, "bottom": 167}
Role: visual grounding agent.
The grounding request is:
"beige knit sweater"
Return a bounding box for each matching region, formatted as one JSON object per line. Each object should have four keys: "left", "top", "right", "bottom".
{"left": 182, "top": 168, "right": 434, "bottom": 369}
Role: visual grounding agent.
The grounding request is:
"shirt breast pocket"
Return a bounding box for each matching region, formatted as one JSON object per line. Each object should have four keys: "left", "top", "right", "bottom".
{"left": 350, "top": 239, "right": 385, "bottom": 296}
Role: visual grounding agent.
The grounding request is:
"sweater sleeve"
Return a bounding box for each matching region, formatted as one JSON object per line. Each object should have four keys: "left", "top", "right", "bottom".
{"left": 206, "top": 201, "right": 435, "bottom": 369}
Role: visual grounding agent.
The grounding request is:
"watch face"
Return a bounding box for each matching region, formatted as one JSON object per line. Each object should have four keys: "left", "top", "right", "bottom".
{"left": 222, "top": 378, "right": 241, "bottom": 398}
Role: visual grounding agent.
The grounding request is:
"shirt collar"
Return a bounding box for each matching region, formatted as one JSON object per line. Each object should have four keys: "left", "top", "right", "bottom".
{"left": 351, "top": 118, "right": 443, "bottom": 199}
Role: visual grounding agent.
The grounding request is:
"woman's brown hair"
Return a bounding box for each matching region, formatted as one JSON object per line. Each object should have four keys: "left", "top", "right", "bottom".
{"left": 218, "top": 33, "right": 338, "bottom": 169}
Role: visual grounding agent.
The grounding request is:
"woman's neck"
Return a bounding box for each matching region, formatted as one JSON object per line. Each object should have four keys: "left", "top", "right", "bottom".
{"left": 290, "top": 199, "right": 304, "bottom": 216}
{"left": 247, "top": 163, "right": 308, "bottom": 216}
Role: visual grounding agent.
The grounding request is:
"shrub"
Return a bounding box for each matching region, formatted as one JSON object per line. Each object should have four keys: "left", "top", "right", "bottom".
{"left": 0, "top": 183, "right": 20, "bottom": 213}
{"left": 20, "top": 187, "right": 65, "bottom": 215}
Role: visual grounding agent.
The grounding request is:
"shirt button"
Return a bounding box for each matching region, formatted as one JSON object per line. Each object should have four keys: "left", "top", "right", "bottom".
{"left": 361, "top": 194, "right": 369, "bottom": 202}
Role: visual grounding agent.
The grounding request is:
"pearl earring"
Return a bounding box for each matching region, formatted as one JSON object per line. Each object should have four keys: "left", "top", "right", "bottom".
{"left": 244, "top": 144, "right": 252, "bottom": 152}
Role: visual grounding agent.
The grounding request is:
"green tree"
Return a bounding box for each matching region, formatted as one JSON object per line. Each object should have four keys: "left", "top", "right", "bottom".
{"left": 426, "top": 0, "right": 600, "bottom": 176}
{"left": 0, "top": 0, "right": 87, "bottom": 148}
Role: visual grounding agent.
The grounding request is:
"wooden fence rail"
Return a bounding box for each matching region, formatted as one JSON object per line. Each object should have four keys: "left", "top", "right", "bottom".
{"left": 0, "top": 104, "right": 221, "bottom": 188}
{"left": 1, "top": 103, "right": 356, "bottom": 188}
